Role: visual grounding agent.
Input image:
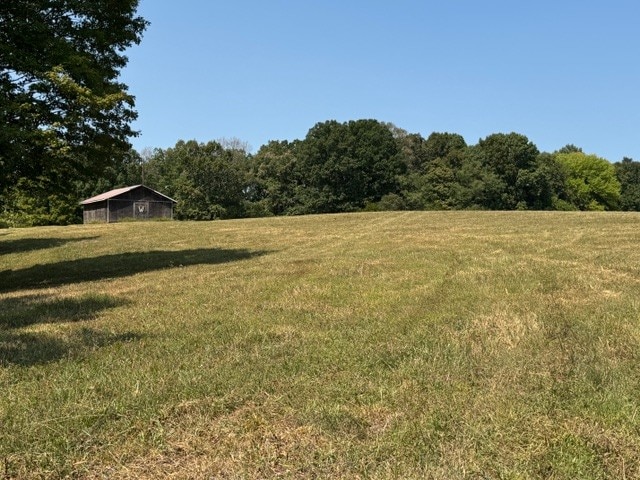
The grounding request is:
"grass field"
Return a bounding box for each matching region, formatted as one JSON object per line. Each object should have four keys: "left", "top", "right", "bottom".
{"left": 1, "top": 211, "right": 640, "bottom": 479}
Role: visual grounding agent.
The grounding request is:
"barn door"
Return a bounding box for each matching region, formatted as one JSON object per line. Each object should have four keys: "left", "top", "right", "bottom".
{"left": 133, "top": 201, "right": 149, "bottom": 219}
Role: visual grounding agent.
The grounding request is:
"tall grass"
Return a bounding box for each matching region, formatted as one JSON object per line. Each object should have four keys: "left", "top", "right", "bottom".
{"left": 1, "top": 212, "right": 640, "bottom": 478}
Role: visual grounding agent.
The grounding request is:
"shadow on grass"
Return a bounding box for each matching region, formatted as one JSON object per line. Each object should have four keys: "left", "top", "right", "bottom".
{"left": 0, "top": 236, "right": 99, "bottom": 256}
{"left": 0, "top": 328, "right": 143, "bottom": 366}
{"left": 1, "top": 248, "right": 269, "bottom": 292}
{"left": 0, "top": 293, "right": 138, "bottom": 366}
{"left": 0, "top": 293, "right": 128, "bottom": 329}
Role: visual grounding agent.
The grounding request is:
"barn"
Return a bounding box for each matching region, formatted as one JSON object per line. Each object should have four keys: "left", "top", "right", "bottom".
{"left": 80, "top": 185, "right": 177, "bottom": 223}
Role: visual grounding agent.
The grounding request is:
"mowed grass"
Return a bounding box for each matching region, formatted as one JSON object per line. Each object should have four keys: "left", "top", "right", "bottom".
{"left": 1, "top": 211, "right": 640, "bottom": 479}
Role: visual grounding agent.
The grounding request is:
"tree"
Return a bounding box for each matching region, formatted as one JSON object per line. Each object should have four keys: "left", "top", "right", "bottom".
{"left": 0, "top": 0, "right": 147, "bottom": 224}
{"left": 249, "top": 140, "right": 302, "bottom": 216}
{"left": 423, "top": 132, "right": 467, "bottom": 165}
{"left": 510, "top": 153, "right": 570, "bottom": 210}
{"left": 384, "top": 123, "right": 430, "bottom": 174}
{"left": 145, "top": 140, "right": 246, "bottom": 220}
{"left": 556, "top": 152, "right": 620, "bottom": 210}
{"left": 474, "top": 133, "right": 540, "bottom": 209}
{"left": 400, "top": 133, "right": 472, "bottom": 210}
{"left": 556, "top": 144, "right": 583, "bottom": 154}
{"left": 615, "top": 157, "right": 640, "bottom": 211}
{"left": 296, "top": 119, "right": 405, "bottom": 213}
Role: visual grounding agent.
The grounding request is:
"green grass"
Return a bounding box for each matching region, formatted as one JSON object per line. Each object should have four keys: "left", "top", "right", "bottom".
{"left": 1, "top": 211, "right": 640, "bottom": 478}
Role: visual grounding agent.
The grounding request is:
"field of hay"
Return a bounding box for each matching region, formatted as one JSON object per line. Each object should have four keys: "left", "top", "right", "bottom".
{"left": 1, "top": 211, "right": 640, "bottom": 478}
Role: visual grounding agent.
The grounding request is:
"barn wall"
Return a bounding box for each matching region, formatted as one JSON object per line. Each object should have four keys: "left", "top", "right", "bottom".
{"left": 108, "top": 199, "right": 135, "bottom": 222}
{"left": 148, "top": 201, "right": 173, "bottom": 219}
{"left": 83, "top": 201, "right": 108, "bottom": 223}
{"left": 107, "top": 200, "right": 173, "bottom": 222}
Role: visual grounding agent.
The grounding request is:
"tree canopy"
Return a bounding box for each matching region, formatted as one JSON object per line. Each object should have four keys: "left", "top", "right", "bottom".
{"left": 3, "top": 111, "right": 639, "bottom": 225}
{"left": 0, "top": 0, "right": 147, "bottom": 224}
{"left": 111, "top": 125, "right": 635, "bottom": 224}
{"left": 556, "top": 152, "right": 621, "bottom": 211}
{"left": 295, "top": 119, "right": 405, "bottom": 213}
{"left": 144, "top": 140, "right": 246, "bottom": 220}
{"left": 615, "top": 158, "right": 640, "bottom": 211}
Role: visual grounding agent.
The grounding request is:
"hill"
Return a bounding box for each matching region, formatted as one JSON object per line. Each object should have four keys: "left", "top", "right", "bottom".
{"left": 1, "top": 212, "right": 640, "bottom": 478}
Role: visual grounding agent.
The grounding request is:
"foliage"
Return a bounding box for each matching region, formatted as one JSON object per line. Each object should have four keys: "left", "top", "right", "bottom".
{"left": 556, "top": 152, "right": 621, "bottom": 210}
{"left": 293, "top": 119, "right": 405, "bottom": 213}
{"left": 401, "top": 152, "right": 476, "bottom": 210}
{"left": 399, "top": 133, "right": 467, "bottom": 209}
{"left": 515, "top": 153, "right": 568, "bottom": 210}
{"left": 386, "top": 124, "right": 428, "bottom": 174}
{"left": 556, "top": 144, "right": 583, "bottom": 154}
{"left": 144, "top": 140, "right": 247, "bottom": 220}
{"left": 615, "top": 157, "right": 640, "bottom": 211}
{"left": 0, "top": 0, "right": 147, "bottom": 224}
{"left": 1, "top": 177, "right": 79, "bottom": 227}
{"left": 146, "top": 126, "right": 625, "bottom": 218}
{"left": 248, "top": 140, "right": 302, "bottom": 216}
{"left": 423, "top": 131, "right": 467, "bottom": 165}
{"left": 473, "top": 133, "right": 540, "bottom": 209}
{"left": 2, "top": 95, "right": 637, "bottom": 224}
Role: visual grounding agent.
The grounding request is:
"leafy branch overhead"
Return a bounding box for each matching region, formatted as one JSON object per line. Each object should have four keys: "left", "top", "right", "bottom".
{"left": 0, "top": 0, "right": 147, "bottom": 221}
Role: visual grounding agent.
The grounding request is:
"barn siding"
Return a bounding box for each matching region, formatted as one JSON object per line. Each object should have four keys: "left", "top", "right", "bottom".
{"left": 107, "top": 199, "right": 173, "bottom": 222}
{"left": 108, "top": 199, "right": 134, "bottom": 222}
{"left": 148, "top": 201, "right": 173, "bottom": 219}
{"left": 83, "top": 201, "right": 108, "bottom": 223}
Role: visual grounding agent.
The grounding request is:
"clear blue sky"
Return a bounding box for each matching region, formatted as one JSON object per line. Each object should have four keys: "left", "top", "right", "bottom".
{"left": 121, "top": 1, "right": 639, "bottom": 161}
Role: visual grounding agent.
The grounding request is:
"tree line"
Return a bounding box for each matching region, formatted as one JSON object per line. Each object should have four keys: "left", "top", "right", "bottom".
{"left": 5, "top": 118, "right": 639, "bottom": 226}
{"left": 2, "top": 3, "right": 640, "bottom": 226}
{"left": 137, "top": 121, "right": 640, "bottom": 220}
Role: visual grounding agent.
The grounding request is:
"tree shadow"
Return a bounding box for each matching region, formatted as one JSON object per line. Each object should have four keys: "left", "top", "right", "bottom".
{"left": 0, "top": 293, "right": 138, "bottom": 366}
{"left": 0, "top": 236, "right": 100, "bottom": 256}
{"left": 0, "top": 328, "right": 143, "bottom": 367}
{"left": 0, "top": 293, "right": 128, "bottom": 329}
{"left": 0, "top": 248, "right": 269, "bottom": 292}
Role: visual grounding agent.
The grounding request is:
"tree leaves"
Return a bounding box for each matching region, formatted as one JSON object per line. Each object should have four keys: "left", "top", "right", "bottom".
{"left": 0, "top": 0, "right": 147, "bottom": 224}
{"left": 556, "top": 152, "right": 621, "bottom": 211}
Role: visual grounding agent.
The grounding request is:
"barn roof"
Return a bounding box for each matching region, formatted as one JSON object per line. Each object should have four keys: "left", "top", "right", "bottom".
{"left": 80, "top": 185, "right": 177, "bottom": 205}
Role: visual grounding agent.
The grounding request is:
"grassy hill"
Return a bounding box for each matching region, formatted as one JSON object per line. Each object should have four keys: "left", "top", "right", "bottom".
{"left": 2, "top": 211, "right": 640, "bottom": 478}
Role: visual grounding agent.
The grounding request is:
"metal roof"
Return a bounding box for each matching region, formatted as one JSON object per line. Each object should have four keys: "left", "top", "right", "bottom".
{"left": 80, "top": 185, "right": 177, "bottom": 205}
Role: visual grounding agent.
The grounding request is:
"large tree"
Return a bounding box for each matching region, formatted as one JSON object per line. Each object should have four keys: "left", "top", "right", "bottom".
{"left": 556, "top": 152, "right": 620, "bottom": 210}
{"left": 615, "top": 158, "right": 640, "bottom": 211}
{"left": 0, "top": 0, "right": 147, "bottom": 224}
{"left": 473, "top": 133, "right": 540, "bottom": 209}
{"left": 296, "top": 119, "right": 405, "bottom": 213}
{"left": 423, "top": 132, "right": 467, "bottom": 165}
{"left": 400, "top": 132, "right": 473, "bottom": 210}
{"left": 249, "top": 140, "right": 303, "bottom": 216}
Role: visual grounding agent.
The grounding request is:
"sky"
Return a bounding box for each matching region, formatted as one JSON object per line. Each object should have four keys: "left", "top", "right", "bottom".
{"left": 121, "top": 1, "right": 639, "bottom": 161}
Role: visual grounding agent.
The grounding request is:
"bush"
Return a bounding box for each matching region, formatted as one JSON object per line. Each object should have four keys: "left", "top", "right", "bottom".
{"left": 377, "top": 193, "right": 407, "bottom": 211}
{"left": 242, "top": 201, "right": 274, "bottom": 218}
{"left": 364, "top": 193, "right": 407, "bottom": 212}
{"left": 552, "top": 198, "right": 578, "bottom": 211}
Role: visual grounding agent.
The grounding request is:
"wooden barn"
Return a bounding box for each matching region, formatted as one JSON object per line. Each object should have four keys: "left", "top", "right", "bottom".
{"left": 80, "top": 185, "right": 177, "bottom": 223}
